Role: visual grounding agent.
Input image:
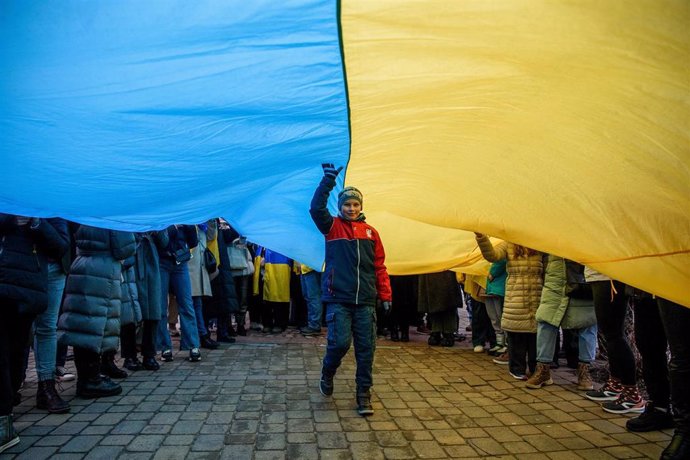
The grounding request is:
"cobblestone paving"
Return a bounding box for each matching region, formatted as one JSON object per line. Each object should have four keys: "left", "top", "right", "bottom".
{"left": 2, "top": 329, "right": 670, "bottom": 459}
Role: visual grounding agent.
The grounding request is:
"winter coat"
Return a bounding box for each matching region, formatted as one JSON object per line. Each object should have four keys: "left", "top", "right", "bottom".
{"left": 0, "top": 215, "right": 70, "bottom": 315}
{"left": 207, "top": 224, "right": 240, "bottom": 315}
{"left": 476, "top": 235, "right": 544, "bottom": 333}
{"left": 536, "top": 256, "right": 596, "bottom": 330}
{"left": 58, "top": 226, "right": 136, "bottom": 353}
{"left": 120, "top": 258, "right": 141, "bottom": 326}
{"left": 134, "top": 231, "right": 168, "bottom": 321}
{"left": 486, "top": 260, "right": 507, "bottom": 297}
{"left": 188, "top": 221, "right": 216, "bottom": 297}
{"left": 310, "top": 175, "right": 392, "bottom": 306}
{"left": 417, "top": 271, "right": 461, "bottom": 314}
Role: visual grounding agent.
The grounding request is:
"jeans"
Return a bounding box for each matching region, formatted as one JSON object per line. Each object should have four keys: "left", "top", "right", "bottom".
{"left": 323, "top": 303, "right": 376, "bottom": 392}
{"left": 484, "top": 296, "right": 505, "bottom": 346}
{"left": 193, "top": 296, "right": 208, "bottom": 338}
{"left": 592, "top": 280, "right": 635, "bottom": 384}
{"left": 657, "top": 297, "right": 690, "bottom": 434}
{"left": 33, "top": 262, "right": 66, "bottom": 381}
{"left": 156, "top": 260, "right": 200, "bottom": 351}
{"left": 536, "top": 321, "right": 597, "bottom": 363}
{"left": 301, "top": 271, "right": 322, "bottom": 330}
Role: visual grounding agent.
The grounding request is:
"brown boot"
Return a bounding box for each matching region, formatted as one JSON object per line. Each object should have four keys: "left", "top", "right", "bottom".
{"left": 525, "top": 362, "right": 553, "bottom": 389}
{"left": 36, "top": 379, "right": 70, "bottom": 414}
{"left": 577, "top": 362, "right": 594, "bottom": 391}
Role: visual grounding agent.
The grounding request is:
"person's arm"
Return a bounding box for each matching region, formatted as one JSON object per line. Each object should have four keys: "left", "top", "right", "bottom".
{"left": 110, "top": 230, "right": 137, "bottom": 260}
{"left": 183, "top": 225, "right": 199, "bottom": 249}
{"left": 309, "top": 164, "right": 341, "bottom": 235}
{"left": 152, "top": 229, "right": 169, "bottom": 251}
{"left": 475, "top": 233, "right": 508, "bottom": 262}
{"left": 373, "top": 230, "right": 392, "bottom": 302}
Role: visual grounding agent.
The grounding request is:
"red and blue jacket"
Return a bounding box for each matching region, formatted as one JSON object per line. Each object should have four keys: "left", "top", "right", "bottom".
{"left": 310, "top": 176, "right": 392, "bottom": 306}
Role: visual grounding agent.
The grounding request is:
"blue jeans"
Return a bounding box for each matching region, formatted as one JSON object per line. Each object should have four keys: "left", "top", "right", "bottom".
{"left": 193, "top": 296, "right": 208, "bottom": 337}
{"left": 156, "top": 260, "right": 200, "bottom": 351}
{"left": 301, "top": 271, "right": 322, "bottom": 330}
{"left": 33, "top": 262, "right": 66, "bottom": 381}
{"left": 322, "top": 303, "right": 376, "bottom": 392}
{"left": 536, "top": 321, "right": 597, "bottom": 363}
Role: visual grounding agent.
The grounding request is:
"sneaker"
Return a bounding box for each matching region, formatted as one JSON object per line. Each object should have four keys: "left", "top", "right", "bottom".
{"left": 300, "top": 327, "right": 322, "bottom": 337}
{"left": 473, "top": 345, "right": 485, "bottom": 353}
{"left": 492, "top": 352, "right": 509, "bottom": 365}
{"left": 161, "top": 350, "right": 173, "bottom": 362}
{"left": 509, "top": 371, "right": 527, "bottom": 381}
{"left": 55, "top": 366, "right": 75, "bottom": 382}
{"left": 319, "top": 373, "right": 334, "bottom": 396}
{"left": 602, "top": 386, "right": 645, "bottom": 414}
{"left": 487, "top": 345, "right": 502, "bottom": 355}
{"left": 585, "top": 378, "right": 623, "bottom": 401}
{"left": 356, "top": 392, "right": 374, "bottom": 416}
{"left": 188, "top": 348, "right": 202, "bottom": 362}
{"left": 0, "top": 414, "right": 20, "bottom": 454}
{"left": 626, "top": 403, "right": 675, "bottom": 432}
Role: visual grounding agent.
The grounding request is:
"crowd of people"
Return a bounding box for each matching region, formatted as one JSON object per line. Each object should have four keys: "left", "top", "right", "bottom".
{"left": 0, "top": 166, "right": 688, "bottom": 459}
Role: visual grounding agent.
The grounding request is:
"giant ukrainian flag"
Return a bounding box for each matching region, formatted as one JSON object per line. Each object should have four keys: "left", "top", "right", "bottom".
{"left": 1, "top": 1, "right": 688, "bottom": 307}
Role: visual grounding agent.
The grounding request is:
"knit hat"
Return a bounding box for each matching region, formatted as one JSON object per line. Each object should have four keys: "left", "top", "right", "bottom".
{"left": 337, "top": 186, "right": 363, "bottom": 209}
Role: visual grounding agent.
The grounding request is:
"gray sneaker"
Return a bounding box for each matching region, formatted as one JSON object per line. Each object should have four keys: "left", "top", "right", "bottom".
{"left": 357, "top": 393, "right": 374, "bottom": 416}
{"left": 319, "top": 373, "right": 334, "bottom": 396}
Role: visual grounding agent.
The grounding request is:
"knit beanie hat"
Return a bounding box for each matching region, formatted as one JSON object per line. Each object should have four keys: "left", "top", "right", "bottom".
{"left": 337, "top": 186, "right": 363, "bottom": 209}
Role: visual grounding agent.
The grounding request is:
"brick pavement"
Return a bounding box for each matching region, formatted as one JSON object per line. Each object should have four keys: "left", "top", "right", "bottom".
{"left": 1, "top": 328, "right": 671, "bottom": 459}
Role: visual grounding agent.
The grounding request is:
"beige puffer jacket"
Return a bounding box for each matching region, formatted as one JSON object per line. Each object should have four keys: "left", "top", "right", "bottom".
{"left": 476, "top": 235, "right": 544, "bottom": 333}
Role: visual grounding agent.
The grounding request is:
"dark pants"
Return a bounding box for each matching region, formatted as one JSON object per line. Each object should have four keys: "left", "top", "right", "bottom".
{"left": 471, "top": 300, "right": 496, "bottom": 347}
{"left": 74, "top": 346, "right": 100, "bottom": 381}
{"left": 389, "top": 275, "right": 418, "bottom": 334}
{"left": 121, "top": 320, "right": 158, "bottom": 359}
{"left": 323, "top": 303, "right": 376, "bottom": 393}
{"left": 657, "top": 298, "right": 690, "bottom": 434}
{"left": 633, "top": 295, "right": 669, "bottom": 407}
{"left": 592, "top": 280, "right": 636, "bottom": 385}
{"left": 263, "top": 301, "right": 289, "bottom": 330}
{"left": 507, "top": 331, "right": 536, "bottom": 376}
{"left": 428, "top": 309, "right": 458, "bottom": 334}
{"left": 0, "top": 307, "right": 34, "bottom": 416}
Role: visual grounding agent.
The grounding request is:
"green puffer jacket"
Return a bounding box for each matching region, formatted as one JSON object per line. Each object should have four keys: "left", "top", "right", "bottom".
{"left": 535, "top": 256, "right": 596, "bottom": 329}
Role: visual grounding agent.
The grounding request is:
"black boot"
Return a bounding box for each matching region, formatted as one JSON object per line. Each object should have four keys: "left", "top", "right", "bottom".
{"left": 428, "top": 332, "right": 442, "bottom": 346}
{"left": 142, "top": 357, "right": 160, "bottom": 371}
{"left": 400, "top": 327, "right": 410, "bottom": 342}
{"left": 441, "top": 333, "right": 455, "bottom": 347}
{"left": 201, "top": 333, "right": 220, "bottom": 349}
{"left": 36, "top": 379, "right": 70, "bottom": 414}
{"left": 661, "top": 432, "right": 690, "bottom": 460}
{"left": 76, "top": 351, "right": 122, "bottom": 399}
{"left": 123, "top": 357, "right": 143, "bottom": 372}
{"left": 101, "top": 352, "right": 128, "bottom": 379}
{"left": 216, "top": 315, "right": 236, "bottom": 343}
{"left": 389, "top": 327, "right": 400, "bottom": 342}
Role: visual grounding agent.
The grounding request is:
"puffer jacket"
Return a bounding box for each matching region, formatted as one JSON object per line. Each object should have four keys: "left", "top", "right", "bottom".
{"left": 536, "top": 256, "right": 596, "bottom": 330}
{"left": 120, "top": 258, "right": 141, "bottom": 326}
{"left": 476, "top": 235, "right": 543, "bottom": 333}
{"left": 0, "top": 215, "right": 70, "bottom": 315}
{"left": 58, "top": 226, "right": 136, "bottom": 353}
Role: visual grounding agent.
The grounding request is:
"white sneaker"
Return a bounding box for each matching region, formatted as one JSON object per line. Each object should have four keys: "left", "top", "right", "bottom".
{"left": 473, "top": 345, "right": 485, "bottom": 353}
{"left": 55, "top": 366, "right": 75, "bottom": 382}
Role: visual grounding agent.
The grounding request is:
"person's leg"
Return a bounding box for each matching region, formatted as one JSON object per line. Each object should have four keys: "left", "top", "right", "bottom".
{"left": 0, "top": 307, "right": 17, "bottom": 416}
{"left": 120, "top": 323, "right": 137, "bottom": 360}
{"left": 322, "top": 303, "right": 353, "bottom": 378}
{"left": 592, "top": 280, "right": 635, "bottom": 385}
{"left": 575, "top": 325, "right": 597, "bottom": 391}
{"left": 302, "top": 271, "right": 323, "bottom": 332}
{"left": 141, "top": 320, "right": 157, "bottom": 359}
{"left": 471, "top": 300, "right": 490, "bottom": 348}
{"left": 275, "top": 302, "right": 289, "bottom": 331}
{"left": 507, "top": 332, "right": 527, "bottom": 378}
{"left": 33, "top": 262, "right": 65, "bottom": 382}
{"left": 526, "top": 322, "right": 556, "bottom": 389}
{"left": 526, "top": 332, "right": 537, "bottom": 375}
{"left": 352, "top": 305, "right": 376, "bottom": 393}
{"left": 485, "top": 296, "right": 505, "bottom": 348}
{"left": 192, "top": 296, "right": 208, "bottom": 339}
{"left": 233, "top": 275, "right": 249, "bottom": 333}
{"left": 633, "top": 296, "right": 670, "bottom": 408}
{"left": 156, "top": 264, "right": 173, "bottom": 354}
{"left": 657, "top": 297, "right": 690, "bottom": 459}
{"left": 171, "top": 264, "right": 200, "bottom": 351}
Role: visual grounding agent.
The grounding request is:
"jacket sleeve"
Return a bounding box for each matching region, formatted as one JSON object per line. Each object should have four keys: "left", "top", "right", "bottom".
{"left": 309, "top": 176, "right": 335, "bottom": 235}
{"left": 152, "top": 229, "right": 169, "bottom": 250}
{"left": 31, "top": 218, "right": 70, "bottom": 260}
{"left": 373, "top": 231, "right": 392, "bottom": 302}
{"left": 110, "top": 231, "right": 137, "bottom": 260}
{"left": 184, "top": 225, "right": 199, "bottom": 249}
{"left": 476, "top": 234, "right": 508, "bottom": 263}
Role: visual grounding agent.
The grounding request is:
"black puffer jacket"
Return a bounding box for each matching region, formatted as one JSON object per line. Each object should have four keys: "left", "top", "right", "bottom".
{"left": 58, "top": 225, "right": 136, "bottom": 353}
{"left": 0, "top": 214, "right": 70, "bottom": 315}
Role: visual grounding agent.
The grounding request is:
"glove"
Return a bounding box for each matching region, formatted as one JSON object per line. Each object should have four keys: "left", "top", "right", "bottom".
{"left": 322, "top": 163, "right": 343, "bottom": 180}
{"left": 382, "top": 301, "right": 392, "bottom": 314}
